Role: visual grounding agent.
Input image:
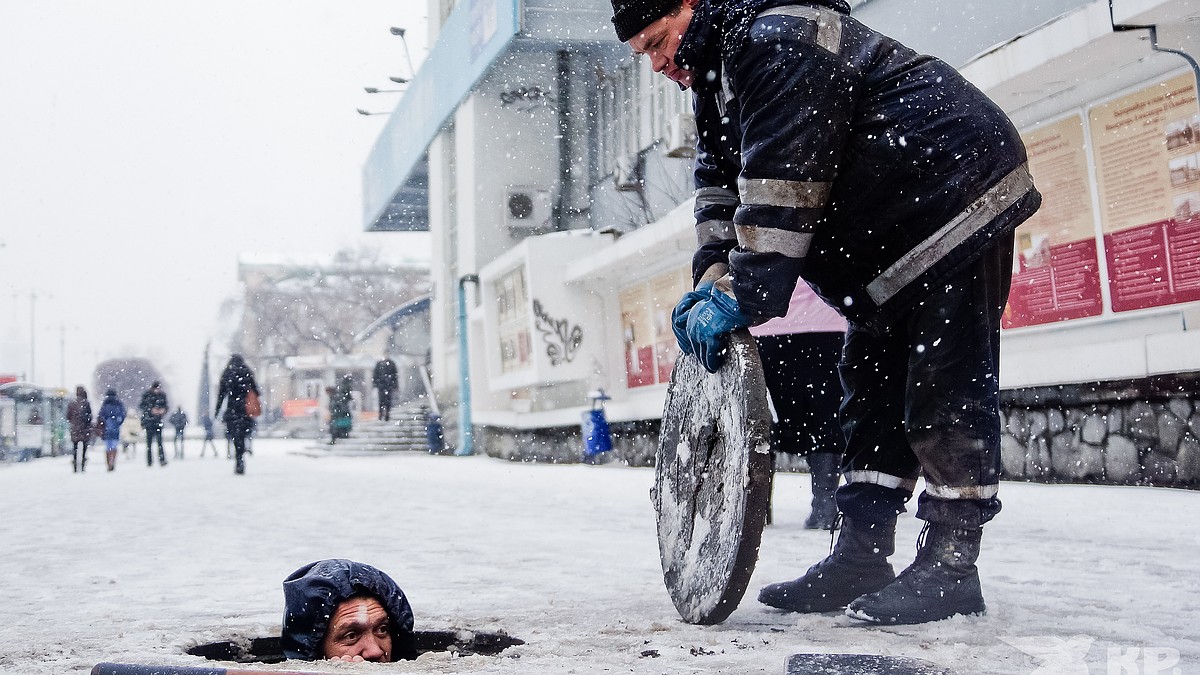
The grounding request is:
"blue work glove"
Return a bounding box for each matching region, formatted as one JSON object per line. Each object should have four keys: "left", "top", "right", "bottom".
{"left": 671, "top": 280, "right": 715, "bottom": 354}
{"left": 685, "top": 287, "right": 751, "bottom": 373}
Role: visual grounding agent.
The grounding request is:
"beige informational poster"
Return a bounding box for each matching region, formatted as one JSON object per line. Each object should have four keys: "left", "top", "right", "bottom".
{"left": 1006, "top": 114, "right": 1103, "bottom": 328}
{"left": 1088, "top": 73, "right": 1200, "bottom": 312}
{"left": 1090, "top": 73, "right": 1197, "bottom": 233}
{"left": 1021, "top": 115, "right": 1097, "bottom": 243}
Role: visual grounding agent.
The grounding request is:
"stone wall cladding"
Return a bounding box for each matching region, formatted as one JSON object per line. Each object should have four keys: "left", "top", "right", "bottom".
{"left": 462, "top": 374, "right": 1200, "bottom": 489}
{"left": 1000, "top": 373, "right": 1200, "bottom": 489}
{"left": 474, "top": 419, "right": 662, "bottom": 467}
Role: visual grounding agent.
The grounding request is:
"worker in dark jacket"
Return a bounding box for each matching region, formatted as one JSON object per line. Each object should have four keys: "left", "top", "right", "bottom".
{"left": 139, "top": 381, "right": 169, "bottom": 467}
{"left": 213, "top": 354, "right": 259, "bottom": 475}
{"left": 66, "top": 386, "right": 93, "bottom": 473}
{"left": 616, "top": 0, "right": 1041, "bottom": 625}
{"left": 281, "top": 559, "right": 418, "bottom": 663}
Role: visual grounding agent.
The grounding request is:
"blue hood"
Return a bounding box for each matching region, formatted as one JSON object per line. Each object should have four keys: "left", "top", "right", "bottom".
{"left": 281, "top": 559, "right": 417, "bottom": 661}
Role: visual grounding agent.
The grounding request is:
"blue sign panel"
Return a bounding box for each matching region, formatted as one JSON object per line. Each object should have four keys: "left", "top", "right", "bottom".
{"left": 363, "top": 0, "right": 520, "bottom": 230}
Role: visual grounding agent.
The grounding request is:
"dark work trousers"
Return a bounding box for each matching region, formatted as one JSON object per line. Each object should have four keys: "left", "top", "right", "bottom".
{"left": 836, "top": 234, "right": 1014, "bottom": 530}
{"left": 377, "top": 388, "right": 393, "bottom": 421}
{"left": 146, "top": 427, "right": 167, "bottom": 466}
{"left": 73, "top": 439, "right": 89, "bottom": 472}
{"left": 755, "top": 332, "right": 846, "bottom": 456}
{"left": 227, "top": 417, "right": 251, "bottom": 473}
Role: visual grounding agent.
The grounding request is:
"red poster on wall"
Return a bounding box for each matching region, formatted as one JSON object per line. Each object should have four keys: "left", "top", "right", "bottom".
{"left": 1104, "top": 217, "right": 1200, "bottom": 312}
{"left": 1005, "top": 239, "right": 1104, "bottom": 327}
{"left": 1005, "top": 115, "right": 1104, "bottom": 328}
{"left": 1090, "top": 74, "right": 1200, "bottom": 313}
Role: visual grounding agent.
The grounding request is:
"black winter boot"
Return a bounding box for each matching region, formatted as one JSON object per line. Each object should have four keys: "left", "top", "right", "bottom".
{"left": 846, "top": 523, "right": 985, "bottom": 625}
{"left": 803, "top": 453, "right": 840, "bottom": 530}
{"left": 758, "top": 516, "right": 896, "bottom": 613}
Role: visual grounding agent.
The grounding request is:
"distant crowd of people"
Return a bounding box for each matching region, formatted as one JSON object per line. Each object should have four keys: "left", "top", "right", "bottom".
{"left": 65, "top": 354, "right": 262, "bottom": 475}
{"left": 66, "top": 354, "right": 403, "bottom": 471}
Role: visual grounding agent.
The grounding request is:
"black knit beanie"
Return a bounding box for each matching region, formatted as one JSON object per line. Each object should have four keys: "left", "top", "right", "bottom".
{"left": 611, "top": 0, "right": 681, "bottom": 42}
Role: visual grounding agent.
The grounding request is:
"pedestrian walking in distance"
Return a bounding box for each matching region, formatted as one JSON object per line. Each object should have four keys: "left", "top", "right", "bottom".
{"left": 139, "top": 381, "right": 169, "bottom": 467}
{"left": 169, "top": 406, "right": 189, "bottom": 459}
{"left": 199, "top": 412, "right": 219, "bottom": 458}
{"left": 372, "top": 356, "right": 399, "bottom": 422}
{"left": 66, "top": 386, "right": 93, "bottom": 473}
{"left": 96, "top": 389, "right": 126, "bottom": 472}
{"left": 213, "top": 354, "right": 260, "bottom": 475}
{"left": 614, "top": 0, "right": 1040, "bottom": 625}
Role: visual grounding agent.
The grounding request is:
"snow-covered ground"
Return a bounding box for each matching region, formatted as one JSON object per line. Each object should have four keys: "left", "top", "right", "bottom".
{"left": 1, "top": 439, "right": 1196, "bottom": 675}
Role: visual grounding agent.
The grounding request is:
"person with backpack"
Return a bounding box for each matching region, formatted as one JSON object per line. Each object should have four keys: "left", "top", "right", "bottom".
{"left": 96, "top": 389, "right": 126, "bottom": 472}
{"left": 213, "top": 354, "right": 260, "bottom": 475}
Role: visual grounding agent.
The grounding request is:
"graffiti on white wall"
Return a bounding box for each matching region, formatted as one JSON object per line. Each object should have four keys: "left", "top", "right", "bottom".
{"left": 532, "top": 299, "right": 582, "bottom": 366}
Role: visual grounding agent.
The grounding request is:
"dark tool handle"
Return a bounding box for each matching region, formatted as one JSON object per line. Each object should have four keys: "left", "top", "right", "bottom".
{"left": 92, "top": 663, "right": 331, "bottom": 675}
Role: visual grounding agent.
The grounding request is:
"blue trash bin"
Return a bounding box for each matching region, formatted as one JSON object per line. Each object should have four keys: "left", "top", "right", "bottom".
{"left": 582, "top": 390, "right": 613, "bottom": 457}
{"left": 426, "top": 412, "right": 445, "bottom": 454}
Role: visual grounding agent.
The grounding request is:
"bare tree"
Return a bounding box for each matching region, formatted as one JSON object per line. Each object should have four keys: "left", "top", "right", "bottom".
{"left": 93, "top": 358, "right": 167, "bottom": 408}
{"left": 238, "top": 247, "right": 429, "bottom": 357}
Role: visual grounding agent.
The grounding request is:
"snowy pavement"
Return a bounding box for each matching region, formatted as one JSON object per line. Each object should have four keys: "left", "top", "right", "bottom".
{"left": 0, "top": 439, "right": 1196, "bottom": 675}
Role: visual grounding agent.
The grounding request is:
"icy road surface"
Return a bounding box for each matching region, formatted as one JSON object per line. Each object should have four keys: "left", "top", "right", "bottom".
{"left": 1, "top": 439, "right": 1196, "bottom": 674}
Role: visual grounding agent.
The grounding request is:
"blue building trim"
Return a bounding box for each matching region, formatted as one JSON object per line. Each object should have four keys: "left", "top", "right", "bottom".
{"left": 362, "top": 0, "right": 522, "bottom": 231}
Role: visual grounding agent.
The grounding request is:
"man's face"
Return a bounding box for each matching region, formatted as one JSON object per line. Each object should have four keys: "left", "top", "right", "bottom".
{"left": 321, "top": 596, "right": 394, "bottom": 663}
{"left": 627, "top": 3, "right": 696, "bottom": 88}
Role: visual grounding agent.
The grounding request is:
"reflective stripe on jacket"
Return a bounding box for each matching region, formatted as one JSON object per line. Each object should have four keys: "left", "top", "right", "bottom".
{"left": 688, "top": 0, "right": 1040, "bottom": 331}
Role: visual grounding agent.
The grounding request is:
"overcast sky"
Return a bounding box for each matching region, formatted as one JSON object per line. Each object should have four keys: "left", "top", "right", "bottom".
{"left": 0, "top": 1, "right": 431, "bottom": 412}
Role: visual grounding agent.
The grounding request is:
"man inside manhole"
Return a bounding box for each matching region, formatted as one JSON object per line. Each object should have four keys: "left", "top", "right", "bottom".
{"left": 281, "top": 558, "right": 419, "bottom": 663}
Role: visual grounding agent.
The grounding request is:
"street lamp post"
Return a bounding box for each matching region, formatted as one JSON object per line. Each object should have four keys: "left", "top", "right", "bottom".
{"left": 29, "top": 291, "right": 36, "bottom": 383}
{"left": 389, "top": 26, "right": 416, "bottom": 78}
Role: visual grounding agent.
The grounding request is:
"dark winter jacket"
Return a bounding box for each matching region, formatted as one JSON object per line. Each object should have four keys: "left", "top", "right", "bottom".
{"left": 66, "top": 389, "right": 92, "bottom": 443}
{"left": 681, "top": 0, "right": 1041, "bottom": 332}
{"left": 214, "top": 355, "right": 260, "bottom": 423}
{"left": 169, "top": 409, "right": 188, "bottom": 432}
{"left": 139, "top": 388, "right": 168, "bottom": 430}
{"left": 97, "top": 394, "right": 126, "bottom": 442}
{"left": 281, "top": 559, "right": 418, "bottom": 662}
{"left": 372, "top": 359, "right": 399, "bottom": 392}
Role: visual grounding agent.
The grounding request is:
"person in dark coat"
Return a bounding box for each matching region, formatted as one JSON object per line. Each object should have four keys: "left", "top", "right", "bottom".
{"left": 96, "top": 389, "right": 126, "bottom": 472}
{"left": 168, "top": 407, "right": 189, "bottom": 459}
{"left": 328, "top": 377, "right": 354, "bottom": 444}
{"left": 281, "top": 559, "right": 417, "bottom": 663}
{"left": 66, "top": 386, "right": 93, "bottom": 473}
{"left": 213, "top": 354, "right": 259, "bottom": 475}
{"left": 139, "top": 381, "right": 169, "bottom": 467}
{"left": 749, "top": 284, "right": 847, "bottom": 530}
{"left": 615, "top": 0, "right": 1041, "bottom": 625}
{"left": 199, "top": 412, "right": 218, "bottom": 458}
{"left": 372, "top": 357, "right": 400, "bottom": 422}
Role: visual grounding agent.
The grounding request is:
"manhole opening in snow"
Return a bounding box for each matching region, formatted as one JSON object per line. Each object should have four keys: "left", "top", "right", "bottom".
{"left": 188, "top": 630, "right": 524, "bottom": 663}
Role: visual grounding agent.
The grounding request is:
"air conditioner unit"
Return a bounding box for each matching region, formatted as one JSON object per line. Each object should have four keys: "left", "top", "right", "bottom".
{"left": 504, "top": 187, "right": 553, "bottom": 235}
{"left": 665, "top": 113, "right": 697, "bottom": 158}
{"left": 614, "top": 155, "right": 642, "bottom": 191}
